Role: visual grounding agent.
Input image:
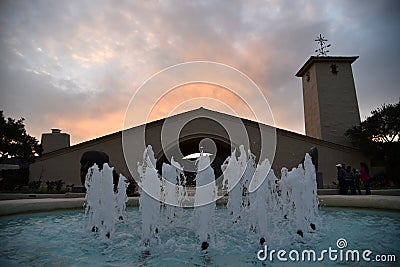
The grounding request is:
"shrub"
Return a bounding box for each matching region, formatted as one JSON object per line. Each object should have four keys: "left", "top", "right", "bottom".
{"left": 55, "top": 180, "right": 64, "bottom": 192}
{"left": 28, "top": 180, "right": 42, "bottom": 190}
{"left": 45, "top": 180, "right": 65, "bottom": 193}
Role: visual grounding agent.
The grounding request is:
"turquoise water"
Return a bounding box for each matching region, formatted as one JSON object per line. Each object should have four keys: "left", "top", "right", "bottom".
{"left": 0, "top": 207, "right": 399, "bottom": 266}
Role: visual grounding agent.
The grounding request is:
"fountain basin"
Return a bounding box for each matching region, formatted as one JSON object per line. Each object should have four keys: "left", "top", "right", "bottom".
{"left": 0, "top": 207, "right": 399, "bottom": 267}
{"left": 1, "top": 195, "right": 400, "bottom": 217}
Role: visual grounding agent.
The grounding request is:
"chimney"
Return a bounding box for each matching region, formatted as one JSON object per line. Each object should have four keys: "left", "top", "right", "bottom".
{"left": 41, "top": 129, "right": 70, "bottom": 154}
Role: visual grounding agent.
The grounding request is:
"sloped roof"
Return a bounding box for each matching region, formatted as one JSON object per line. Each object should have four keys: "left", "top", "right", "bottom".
{"left": 36, "top": 107, "right": 360, "bottom": 161}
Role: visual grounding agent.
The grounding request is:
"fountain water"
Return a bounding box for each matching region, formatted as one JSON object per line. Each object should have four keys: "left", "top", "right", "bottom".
{"left": 136, "top": 145, "right": 190, "bottom": 246}
{"left": 2, "top": 206, "right": 399, "bottom": 266}
{"left": 221, "top": 146, "right": 246, "bottom": 224}
{"left": 221, "top": 147, "right": 319, "bottom": 244}
{"left": 194, "top": 152, "right": 217, "bottom": 250}
{"left": 116, "top": 173, "right": 129, "bottom": 220}
{"left": 162, "top": 157, "right": 187, "bottom": 223}
{"left": 250, "top": 158, "right": 275, "bottom": 243}
{"left": 84, "top": 144, "right": 319, "bottom": 251}
{"left": 279, "top": 154, "right": 319, "bottom": 238}
{"left": 137, "top": 145, "right": 162, "bottom": 246}
{"left": 3, "top": 149, "right": 399, "bottom": 266}
{"left": 84, "top": 163, "right": 128, "bottom": 238}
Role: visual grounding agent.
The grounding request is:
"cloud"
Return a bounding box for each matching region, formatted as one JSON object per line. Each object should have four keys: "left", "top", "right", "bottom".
{"left": 1, "top": 0, "right": 399, "bottom": 144}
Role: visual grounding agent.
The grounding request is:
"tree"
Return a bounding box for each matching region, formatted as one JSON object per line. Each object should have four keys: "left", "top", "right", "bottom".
{"left": 345, "top": 99, "right": 400, "bottom": 185}
{"left": 0, "top": 110, "right": 42, "bottom": 163}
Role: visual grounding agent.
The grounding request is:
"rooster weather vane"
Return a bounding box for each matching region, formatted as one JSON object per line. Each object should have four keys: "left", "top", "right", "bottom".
{"left": 315, "top": 34, "right": 331, "bottom": 56}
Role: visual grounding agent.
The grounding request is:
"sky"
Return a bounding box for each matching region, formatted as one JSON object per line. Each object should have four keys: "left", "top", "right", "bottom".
{"left": 1, "top": 0, "right": 399, "bottom": 145}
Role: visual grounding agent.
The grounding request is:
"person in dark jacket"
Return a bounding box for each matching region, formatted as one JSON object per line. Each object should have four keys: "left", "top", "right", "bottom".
{"left": 345, "top": 166, "right": 356, "bottom": 195}
{"left": 336, "top": 164, "right": 347, "bottom": 194}
{"left": 353, "top": 169, "right": 362, "bottom": 195}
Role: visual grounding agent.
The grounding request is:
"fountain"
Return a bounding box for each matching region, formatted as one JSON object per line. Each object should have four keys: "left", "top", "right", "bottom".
{"left": 137, "top": 145, "right": 162, "bottom": 246}
{"left": 161, "top": 157, "right": 187, "bottom": 223}
{"left": 221, "top": 146, "right": 246, "bottom": 225}
{"left": 82, "top": 144, "right": 320, "bottom": 251}
{"left": 220, "top": 145, "right": 320, "bottom": 245}
{"left": 84, "top": 163, "right": 130, "bottom": 238}
{"left": 115, "top": 173, "right": 129, "bottom": 221}
{"left": 1, "top": 144, "right": 399, "bottom": 266}
{"left": 194, "top": 151, "right": 217, "bottom": 250}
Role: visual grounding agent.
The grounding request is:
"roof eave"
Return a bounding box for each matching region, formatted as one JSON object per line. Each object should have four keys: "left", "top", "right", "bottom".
{"left": 295, "top": 56, "right": 359, "bottom": 77}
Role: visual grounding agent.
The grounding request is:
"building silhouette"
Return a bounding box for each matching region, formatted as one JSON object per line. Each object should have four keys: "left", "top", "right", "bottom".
{"left": 30, "top": 55, "right": 367, "bottom": 189}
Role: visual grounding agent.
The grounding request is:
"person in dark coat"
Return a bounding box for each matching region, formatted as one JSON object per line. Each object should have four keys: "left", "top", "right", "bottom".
{"left": 345, "top": 166, "right": 356, "bottom": 195}
{"left": 336, "top": 164, "right": 346, "bottom": 194}
{"left": 353, "top": 169, "right": 362, "bottom": 195}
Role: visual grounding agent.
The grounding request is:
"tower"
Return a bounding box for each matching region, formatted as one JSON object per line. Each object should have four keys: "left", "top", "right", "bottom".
{"left": 41, "top": 128, "right": 70, "bottom": 153}
{"left": 296, "top": 56, "right": 361, "bottom": 146}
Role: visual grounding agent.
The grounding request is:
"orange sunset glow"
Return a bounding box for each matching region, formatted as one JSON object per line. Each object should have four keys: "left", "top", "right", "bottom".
{"left": 1, "top": 1, "right": 398, "bottom": 145}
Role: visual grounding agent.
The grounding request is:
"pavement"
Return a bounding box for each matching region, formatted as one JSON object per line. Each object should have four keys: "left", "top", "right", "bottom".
{"left": 0, "top": 194, "right": 399, "bottom": 216}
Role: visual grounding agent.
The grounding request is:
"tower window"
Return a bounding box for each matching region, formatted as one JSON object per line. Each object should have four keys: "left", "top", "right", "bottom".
{"left": 330, "top": 64, "right": 338, "bottom": 75}
{"left": 306, "top": 71, "right": 310, "bottom": 82}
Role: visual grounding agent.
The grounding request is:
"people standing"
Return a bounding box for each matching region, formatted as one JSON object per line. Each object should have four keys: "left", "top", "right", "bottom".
{"left": 336, "top": 164, "right": 347, "bottom": 194}
{"left": 353, "top": 169, "right": 362, "bottom": 195}
{"left": 360, "top": 162, "right": 372, "bottom": 195}
{"left": 345, "top": 166, "right": 356, "bottom": 195}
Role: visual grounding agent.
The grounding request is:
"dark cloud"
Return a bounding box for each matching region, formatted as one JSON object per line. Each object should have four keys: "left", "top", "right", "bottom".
{"left": 1, "top": 0, "right": 399, "bottom": 143}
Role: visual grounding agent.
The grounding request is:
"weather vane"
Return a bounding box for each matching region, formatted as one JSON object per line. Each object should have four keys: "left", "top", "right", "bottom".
{"left": 315, "top": 34, "right": 331, "bottom": 56}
